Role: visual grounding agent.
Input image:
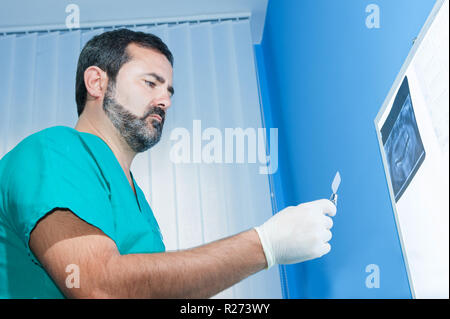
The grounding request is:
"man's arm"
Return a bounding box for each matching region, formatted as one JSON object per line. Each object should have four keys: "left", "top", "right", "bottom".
{"left": 29, "top": 209, "right": 267, "bottom": 298}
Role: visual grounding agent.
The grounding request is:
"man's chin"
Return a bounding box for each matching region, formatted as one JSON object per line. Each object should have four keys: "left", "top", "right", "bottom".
{"left": 130, "top": 130, "right": 162, "bottom": 153}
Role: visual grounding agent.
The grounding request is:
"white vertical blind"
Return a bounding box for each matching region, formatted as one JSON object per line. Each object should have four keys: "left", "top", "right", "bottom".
{"left": 0, "top": 20, "right": 282, "bottom": 299}
{"left": 0, "top": 35, "right": 14, "bottom": 156}
{"left": 8, "top": 33, "right": 37, "bottom": 152}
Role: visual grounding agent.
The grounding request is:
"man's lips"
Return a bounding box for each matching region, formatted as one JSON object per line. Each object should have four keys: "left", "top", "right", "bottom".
{"left": 148, "top": 114, "right": 162, "bottom": 122}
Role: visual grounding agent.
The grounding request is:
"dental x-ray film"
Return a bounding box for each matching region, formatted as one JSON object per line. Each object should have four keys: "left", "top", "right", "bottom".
{"left": 331, "top": 171, "right": 341, "bottom": 194}
{"left": 381, "top": 76, "right": 426, "bottom": 202}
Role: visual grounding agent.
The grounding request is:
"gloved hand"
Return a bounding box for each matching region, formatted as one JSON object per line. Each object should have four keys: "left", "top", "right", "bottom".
{"left": 254, "top": 199, "right": 336, "bottom": 269}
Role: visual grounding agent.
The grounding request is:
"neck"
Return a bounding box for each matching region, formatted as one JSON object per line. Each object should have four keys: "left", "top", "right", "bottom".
{"left": 74, "top": 108, "right": 136, "bottom": 180}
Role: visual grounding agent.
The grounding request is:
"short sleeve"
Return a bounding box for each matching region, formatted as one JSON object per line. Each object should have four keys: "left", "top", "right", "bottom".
{"left": 2, "top": 129, "right": 115, "bottom": 266}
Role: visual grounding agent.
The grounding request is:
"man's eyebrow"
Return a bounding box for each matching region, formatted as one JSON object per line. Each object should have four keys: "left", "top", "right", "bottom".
{"left": 146, "top": 72, "right": 165, "bottom": 83}
{"left": 145, "top": 72, "right": 174, "bottom": 96}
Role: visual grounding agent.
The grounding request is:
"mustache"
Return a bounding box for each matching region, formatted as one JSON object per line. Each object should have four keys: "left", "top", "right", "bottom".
{"left": 143, "top": 107, "right": 166, "bottom": 123}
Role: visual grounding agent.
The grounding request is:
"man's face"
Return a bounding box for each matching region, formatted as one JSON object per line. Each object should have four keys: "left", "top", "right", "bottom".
{"left": 103, "top": 43, "right": 174, "bottom": 153}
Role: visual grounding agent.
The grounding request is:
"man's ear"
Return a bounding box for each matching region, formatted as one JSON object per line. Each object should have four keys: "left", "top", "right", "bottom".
{"left": 84, "top": 66, "right": 109, "bottom": 102}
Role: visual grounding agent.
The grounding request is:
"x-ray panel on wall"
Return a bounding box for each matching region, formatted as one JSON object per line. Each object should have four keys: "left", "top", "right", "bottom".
{"left": 375, "top": 0, "right": 449, "bottom": 298}
{"left": 381, "top": 77, "right": 425, "bottom": 202}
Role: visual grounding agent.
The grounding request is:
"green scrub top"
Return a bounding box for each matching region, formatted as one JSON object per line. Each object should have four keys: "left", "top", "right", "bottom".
{"left": 0, "top": 126, "right": 165, "bottom": 298}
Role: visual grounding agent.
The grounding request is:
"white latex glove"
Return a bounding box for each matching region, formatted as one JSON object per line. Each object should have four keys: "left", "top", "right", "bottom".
{"left": 254, "top": 199, "right": 336, "bottom": 269}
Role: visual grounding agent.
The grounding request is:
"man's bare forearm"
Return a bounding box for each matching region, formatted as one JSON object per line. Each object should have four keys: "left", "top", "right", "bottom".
{"left": 94, "top": 229, "right": 267, "bottom": 298}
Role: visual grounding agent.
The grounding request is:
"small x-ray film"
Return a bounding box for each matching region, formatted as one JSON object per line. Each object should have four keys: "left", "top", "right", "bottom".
{"left": 331, "top": 171, "right": 341, "bottom": 194}
{"left": 381, "top": 76, "right": 426, "bottom": 202}
{"left": 330, "top": 171, "right": 341, "bottom": 206}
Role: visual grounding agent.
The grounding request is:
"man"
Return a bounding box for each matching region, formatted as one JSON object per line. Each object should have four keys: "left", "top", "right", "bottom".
{"left": 0, "top": 29, "right": 336, "bottom": 298}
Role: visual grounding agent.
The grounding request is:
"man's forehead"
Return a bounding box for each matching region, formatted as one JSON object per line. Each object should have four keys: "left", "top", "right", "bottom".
{"left": 126, "top": 43, "right": 172, "bottom": 74}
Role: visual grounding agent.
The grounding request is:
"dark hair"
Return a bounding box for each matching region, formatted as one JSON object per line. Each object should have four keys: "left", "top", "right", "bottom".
{"left": 75, "top": 28, "right": 173, "bottom": 116}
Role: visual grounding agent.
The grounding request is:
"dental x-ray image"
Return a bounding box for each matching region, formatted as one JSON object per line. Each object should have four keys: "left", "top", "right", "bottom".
{"left": 381, "top": 76, "right": 426, "bottom": 202}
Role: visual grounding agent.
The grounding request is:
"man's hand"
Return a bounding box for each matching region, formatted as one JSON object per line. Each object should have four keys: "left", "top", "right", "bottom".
{"left": 255, "top": 199, "right": 336, "bottom": 269}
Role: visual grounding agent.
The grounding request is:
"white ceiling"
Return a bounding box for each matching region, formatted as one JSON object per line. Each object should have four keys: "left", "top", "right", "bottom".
{"left": 0, "top": 0, "right": 268, "bottom": 43}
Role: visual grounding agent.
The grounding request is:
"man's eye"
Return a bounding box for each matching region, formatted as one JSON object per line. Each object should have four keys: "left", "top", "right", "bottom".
{"left": 145, "top": 80, "right": 156, "bottom": 87}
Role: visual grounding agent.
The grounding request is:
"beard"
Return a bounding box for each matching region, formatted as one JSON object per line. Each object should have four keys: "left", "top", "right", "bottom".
{"left": 102, "top": 83, "right": 165, "bottom": 153}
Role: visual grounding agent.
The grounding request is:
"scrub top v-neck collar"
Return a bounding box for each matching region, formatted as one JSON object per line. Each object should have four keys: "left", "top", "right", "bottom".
{"left": 130, "top": 171, "right": 142, "bottom": 212}
{"left": 76, "top": 129, "right": 143, "bottom": 213}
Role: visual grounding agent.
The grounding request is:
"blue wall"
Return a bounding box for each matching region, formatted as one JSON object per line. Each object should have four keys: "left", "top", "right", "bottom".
{"left": 255, "top": 0, "right": 436, "bottom": 298}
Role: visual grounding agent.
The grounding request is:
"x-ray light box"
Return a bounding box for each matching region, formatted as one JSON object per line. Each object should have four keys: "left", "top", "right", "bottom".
{"left": 375, "top": 0, "right": 449, "bottom": 299}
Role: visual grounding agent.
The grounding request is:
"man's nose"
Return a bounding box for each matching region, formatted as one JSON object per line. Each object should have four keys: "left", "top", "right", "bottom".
{"left": 153, "top": 88, "right": 172, "bottom": 110}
